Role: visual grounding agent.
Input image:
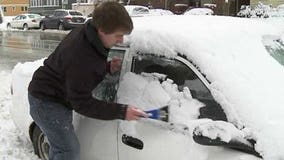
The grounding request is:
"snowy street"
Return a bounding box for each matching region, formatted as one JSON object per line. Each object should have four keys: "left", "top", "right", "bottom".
{"left": 0, "top": 71, "right": 40, "bottom": 160}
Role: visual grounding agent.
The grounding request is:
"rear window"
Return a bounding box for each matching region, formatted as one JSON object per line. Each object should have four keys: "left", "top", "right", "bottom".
{"left": 69, "top": 11, "right": 83, "bottom": 16}
{"left": 133, "top": 7, "right": 149, "bottom": 14}
{"left": 28, "top": 14, "right": 41, "bottom": 18}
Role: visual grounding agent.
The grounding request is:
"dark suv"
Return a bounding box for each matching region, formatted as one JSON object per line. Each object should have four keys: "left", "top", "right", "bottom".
{"left": 40, "top": 9, "right": 86, "bottom": 30}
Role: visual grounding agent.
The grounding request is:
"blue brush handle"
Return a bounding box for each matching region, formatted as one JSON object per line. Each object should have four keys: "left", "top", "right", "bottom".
{"left": 145, "top": 109, "right": 160, "bottom": 119}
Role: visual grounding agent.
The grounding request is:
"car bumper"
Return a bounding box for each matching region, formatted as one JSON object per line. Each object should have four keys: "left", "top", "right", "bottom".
{"left": 63, "top": 22, "right": 85, "bottom": 30}
{"left": 28, "top": 22, "right": 40, "bottom": 28}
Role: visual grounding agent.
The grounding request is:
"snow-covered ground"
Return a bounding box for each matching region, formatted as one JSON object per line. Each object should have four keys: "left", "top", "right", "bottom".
{"left": 1, "top": 15, "right": 284, "bottom": 159}
{"left": 0, "top": 71, "right": 40, "bottom": 160}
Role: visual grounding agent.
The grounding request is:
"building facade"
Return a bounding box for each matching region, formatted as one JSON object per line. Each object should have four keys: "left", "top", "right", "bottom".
{"left": 28, "top": 0, "right": 83, "bottom": 15}
{"left": 0, "top": 0, "right": 29, "bottom": 16}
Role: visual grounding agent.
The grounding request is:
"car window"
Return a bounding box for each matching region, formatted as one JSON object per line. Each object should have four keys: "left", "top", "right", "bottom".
{"left": 132, "top": 55, "right": 227, "bottom": 121}
{"left": 92, "top": 49, "right": 126, "bottom": 102}
{"left": 28, "top": 14, "right": 40, "bottom": 18}
{"left": 54, "top": 11, "right": 66, "bottom": 17}
{"left": 54, "top": 11, "right": 60, "bottom": 16}
{"left": 28, "top": 15, "right": 35, "bottom": 18}
{"left": 14, "top": 16, "right": 21, "bottom": 20}
{"left": 264, "top": 38, "right": 284, "bottom": 66}
{"left": 22, "top": 15, "right": 27, "bottom": 19}
{"left": 69, "top": 11, "right": 83, "bottom": 16}
{"left": 133, "top": 7, "right": 149, "bottom": 14}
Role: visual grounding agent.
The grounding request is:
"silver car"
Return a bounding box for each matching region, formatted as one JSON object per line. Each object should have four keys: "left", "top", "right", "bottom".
{"left": 7, "top": 14, "right": 42, "bottom": 30}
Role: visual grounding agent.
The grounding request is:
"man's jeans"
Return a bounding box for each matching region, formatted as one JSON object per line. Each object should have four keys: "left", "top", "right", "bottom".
{"left": 28, "top": 94, "right": 80, "bottom": 160}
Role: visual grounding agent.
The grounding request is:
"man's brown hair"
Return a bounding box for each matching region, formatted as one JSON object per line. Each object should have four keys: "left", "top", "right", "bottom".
{"left": 92, "top": 1, "right": 133, "bottom": 34}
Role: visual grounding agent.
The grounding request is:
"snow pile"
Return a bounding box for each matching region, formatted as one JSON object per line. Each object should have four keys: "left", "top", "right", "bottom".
{"left": 237, "top": 2, "right": 284, "bottom": 18}
{"left": 117, "top": 72, "right": 204, "bottom": 123}
{"left": 194, "top": 120, "right": 245, "bottom": 143}
{"left": 0, "top": 71, "right": 39, "bottom": 160}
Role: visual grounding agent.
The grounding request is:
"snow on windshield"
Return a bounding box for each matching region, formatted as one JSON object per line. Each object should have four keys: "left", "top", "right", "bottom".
{"left": 117, "top": 72, "right": 204, "bottom": 123}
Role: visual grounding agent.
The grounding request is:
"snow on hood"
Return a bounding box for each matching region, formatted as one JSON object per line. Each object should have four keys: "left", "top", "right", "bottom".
{"left": 126, "top": 15, "right": 284, "bottom": 159}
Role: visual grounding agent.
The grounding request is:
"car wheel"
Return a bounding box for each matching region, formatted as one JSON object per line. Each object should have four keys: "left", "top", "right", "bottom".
{"left": 7, "top": 23, "right": 11, "bottom": 30}
{"left": 58, "top": 23, "right": 65, "bottom": 30}
{"left": 32, "top": 125, "right": 49, "bottom": 160}
{"left": 40, "top": 23, "right": 45, "bottom": 30}
{"left": 23, "top": 24, "right": 29, "bottom": 31}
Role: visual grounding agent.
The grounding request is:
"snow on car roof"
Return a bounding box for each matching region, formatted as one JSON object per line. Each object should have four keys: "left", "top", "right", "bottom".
{"left": 127, "top": 15, "right": 284, "bottom": 159}
{"left": 184, "top": 8, "right": 214, "bottom": 15}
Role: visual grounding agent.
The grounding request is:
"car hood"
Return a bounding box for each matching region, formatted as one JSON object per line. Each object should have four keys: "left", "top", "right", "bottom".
{"left": 126, "top": 15, "right": 284, "bottom": 159}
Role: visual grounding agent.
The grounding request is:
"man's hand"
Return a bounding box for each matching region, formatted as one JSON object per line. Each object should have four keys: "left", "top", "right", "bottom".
{"left": 110, "top": 56, "right": 122, "bottom": 74}
{"left": 125, "top": 106, "right": 148, "bottom": 121}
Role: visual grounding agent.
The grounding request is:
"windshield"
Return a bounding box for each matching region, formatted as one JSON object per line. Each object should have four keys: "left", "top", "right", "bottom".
{"left": 28, "top": 14, "right": 41, "bottom": 18}
{"left": 263, "top": 36, "right": 284, "bottom": 66}
{"left": 132, "top": 7, "right": 149, "bottom": 15}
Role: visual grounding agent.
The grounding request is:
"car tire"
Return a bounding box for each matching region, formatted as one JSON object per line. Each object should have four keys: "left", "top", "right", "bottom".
{"left": 32, "top": 125, "right": 49, "bottom": 160}
{"left": 40, "top": 23, "right": 45, "bottom": 31}
{"left": 23, "top": 24, "right": 29, "bottom": 31}
{"left": 7, "top": 23, "right": 11, "bottom": 30}
{"left": 58, "top": 23, "right": 65, "bottom": 31}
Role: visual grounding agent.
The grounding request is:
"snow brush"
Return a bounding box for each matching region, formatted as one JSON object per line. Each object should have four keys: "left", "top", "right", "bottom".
{"left": 144, "top": 106, "right": 169, "bottom": 122}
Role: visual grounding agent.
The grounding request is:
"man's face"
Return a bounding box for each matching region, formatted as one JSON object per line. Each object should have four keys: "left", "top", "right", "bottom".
{"left": 98, "top": 29, "right": 127, "bottom": 48}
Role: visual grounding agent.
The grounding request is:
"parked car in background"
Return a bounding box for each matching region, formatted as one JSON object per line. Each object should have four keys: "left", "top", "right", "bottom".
{"left": 39, "top": 9, "right": 86, "bottom": 30}
{"left": 10, "top": 15, "right": 284, "bottom": 160}
{"left": 7, "top": 14, "right": 42, "bottom": 30}
{"left": 183, "top": 8, "right": 214, "bottom": 15}
{"left": 124, "top": 5, "right": 150, "bottom": 17}
{"left": 149, "top": 9, "right": 174, "bottom": 16}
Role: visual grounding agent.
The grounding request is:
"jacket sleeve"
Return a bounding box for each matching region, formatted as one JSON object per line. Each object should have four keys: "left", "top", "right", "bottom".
{"left": 64, "top": 58, "right": 127, "bottom": 120}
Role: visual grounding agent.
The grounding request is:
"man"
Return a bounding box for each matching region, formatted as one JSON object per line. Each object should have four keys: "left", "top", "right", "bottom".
{"left": 28, "top": 2, "right": 147, "bottom": 160}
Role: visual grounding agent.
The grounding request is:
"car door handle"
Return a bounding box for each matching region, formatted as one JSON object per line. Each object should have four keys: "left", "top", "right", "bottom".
{"left": 122, "top": 134, "right": 143, "bottom": 150}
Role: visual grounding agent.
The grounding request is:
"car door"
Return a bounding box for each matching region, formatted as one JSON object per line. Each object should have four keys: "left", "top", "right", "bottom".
{"left": 19, "top": 15, "right": 27, "bottom": 28}
{"left": 11, "top": 15, "right": 21, "bottom": 28}
{"left": 73, "top": 48, "right": 128, "bottom": 160}
{"left": 46, "top": 11, "right": 61, "bottom": 29}
{"left": 116, "top": 53, "right": 228, "bottom": 160}
{"left": 50, "top": 11, "right": 61, "bottom": 28}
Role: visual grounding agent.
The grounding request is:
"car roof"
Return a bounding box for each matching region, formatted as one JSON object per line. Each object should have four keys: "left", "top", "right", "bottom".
{"left": 124, "top": 5, "right": 150, "bottom": 16}
{"left": 124, "top": 5, "right": 149, "bottom": 9}
{"left": 17, "top": 13, "right": 41, "bottom": 16}
{"left": 54, "top": 9, "right": 80, "bottom": 12}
